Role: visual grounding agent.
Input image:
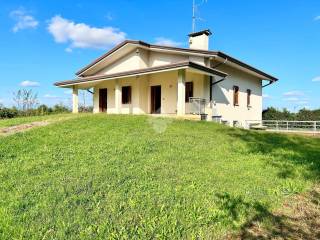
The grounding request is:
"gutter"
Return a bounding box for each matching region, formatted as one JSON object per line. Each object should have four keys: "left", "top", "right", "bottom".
{"left": 262, "top": 81, "right": 276, "bottom": 88}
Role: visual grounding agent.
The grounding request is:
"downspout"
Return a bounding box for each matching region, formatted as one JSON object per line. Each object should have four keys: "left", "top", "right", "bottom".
{"left": 86, "top": 89, "right": 94, "bottom": 94}
{"left": 209, "top": 56, "right": 228, "bottom": 101}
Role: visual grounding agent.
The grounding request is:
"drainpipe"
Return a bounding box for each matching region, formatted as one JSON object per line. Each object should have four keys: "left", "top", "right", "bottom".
{"left": 209, "top": 56, "right": 228, "bottom": 101}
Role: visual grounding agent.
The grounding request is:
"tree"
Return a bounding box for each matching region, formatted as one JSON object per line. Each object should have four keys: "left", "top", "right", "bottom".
{"left": 13, "top": 89, "right": 39, "bottom": 112}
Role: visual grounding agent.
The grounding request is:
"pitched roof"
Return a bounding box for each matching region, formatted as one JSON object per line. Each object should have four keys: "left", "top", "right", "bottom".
{"left": 55, "top": 61, "right": 228, "bottom": 87}
{"left": 75, "top": 40, "right": 278, "bottom": 82}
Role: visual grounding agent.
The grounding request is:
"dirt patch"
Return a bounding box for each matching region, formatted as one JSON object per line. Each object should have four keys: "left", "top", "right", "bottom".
{"left": 0, "top": 121, "right": 50, "bottom": 136}
{"left": 232, "top": 185, "right": 320, "bottom": 239}
{"left": 0, "top": 115, "right": 78, "bottom": 136}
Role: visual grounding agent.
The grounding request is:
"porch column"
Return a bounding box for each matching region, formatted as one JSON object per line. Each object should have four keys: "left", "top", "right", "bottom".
{"left": 93, "top": 86, "right": 99, "bottom": 113}
{"left": 115, "top": 80, "right": 121, "bottom": 113}
{"left": 177, "top": 69, "right": 186, "bottom": 115}
{"left": 72, "top": 86, "right": 79, "bottom": 113}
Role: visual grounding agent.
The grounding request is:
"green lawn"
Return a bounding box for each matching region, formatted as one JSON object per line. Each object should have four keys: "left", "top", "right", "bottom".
{"left": 0, "top": 113, "right": 73, "bottom": 128}
{"left": 0, "top": 114, "right": 319, "bottom": 239}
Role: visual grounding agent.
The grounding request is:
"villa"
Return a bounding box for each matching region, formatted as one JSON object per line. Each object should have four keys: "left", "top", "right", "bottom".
{"left": 54, "top": 29, "right": 277, "bottom": 126}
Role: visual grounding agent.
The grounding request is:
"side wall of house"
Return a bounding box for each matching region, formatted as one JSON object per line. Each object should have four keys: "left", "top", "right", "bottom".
{"left": 210, "top": 65, "right": 263, "bottom": 126}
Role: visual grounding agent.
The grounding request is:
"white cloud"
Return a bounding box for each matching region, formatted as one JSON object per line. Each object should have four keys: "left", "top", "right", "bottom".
{"left": 314, "top": 16, "right": 320, "bottom": 21}
{"left": 20, "top": 80, "right": 40, "bottom": 87}
{"left": 262, "top": 94, "right": 272, "bottom": 99}
{"left": 10, "top": 9, "right": 39, "bottom": 32}
{"left": 65, "top": 47, "right": 73, "bottom": 53}
{"left": 47, "top": 15, "right": 126, "bottom": 50}
{"left": 44, "top": 94, "right": 59, "bottom": 99}
{"left": 283, "top": 97, "right": 300, "bottom": 102}
{"left": 312, "top": 76, "right": 320, "bottom": 82}
{"left": 154, "top": 37, "right": 183, "bottom": 47}
{"left": 283, "top": 90, "right": 304, "bottom": 97}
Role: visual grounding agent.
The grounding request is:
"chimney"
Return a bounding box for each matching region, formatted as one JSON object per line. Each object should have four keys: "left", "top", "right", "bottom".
{"left": 188, "top": 29, "right": 212, "bottom": 50}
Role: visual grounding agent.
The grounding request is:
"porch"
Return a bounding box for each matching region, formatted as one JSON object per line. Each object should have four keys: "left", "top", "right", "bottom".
{"left": 55, "top": 61, "right": 228, "bottom": 117}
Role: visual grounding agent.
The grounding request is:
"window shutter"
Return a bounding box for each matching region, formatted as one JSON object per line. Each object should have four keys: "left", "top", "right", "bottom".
{"left": 122, "top": 86, "right": 132, "bottom": 104}
{"left": 247, "top": 89, "right": 251, "bottom": 107}
{"left": 233, "top": 86, "right": 239, "bottom": 106}
{"left": 185, "top": 82, "right": 193, "bottom": 102}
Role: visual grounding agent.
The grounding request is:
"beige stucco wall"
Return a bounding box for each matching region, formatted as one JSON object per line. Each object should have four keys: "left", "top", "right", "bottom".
{"left": 210, "top": 65, "right": 262, "bottom": 127}
{"left": 95, "top": 48, "right": 151, "bottom": 75}
{"left": 149, "top": 52, "right": 188, "bottom": 67}
{"left": 189, "top": 34, "right": 209, "bottom": 50}
{"left": 89, "top": 49, "right": 263, "bottom": 126}
{"left": 93, "top": 76, "right": 149, "bottom": 114}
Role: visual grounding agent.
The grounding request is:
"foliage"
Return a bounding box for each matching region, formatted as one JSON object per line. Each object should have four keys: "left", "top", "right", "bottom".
{"left": 263, "top": 107, "right": 320, "bottom": 121}
{"left": 0, "top": 106, "right": 19, "bottom": 119}
{"left": 79, "top": 106, "right": 93, "bottom": 113}
{"left": 0, "top": 104, "right": 71, "bottom": 119}
{"left": 0, "top": 115, "right": 319, "bottom": 239}
{"left": 13, "top": 89, "right": 39, "bottom": 112}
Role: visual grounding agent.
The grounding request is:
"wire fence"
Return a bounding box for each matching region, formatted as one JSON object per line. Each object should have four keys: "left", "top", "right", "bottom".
{"left": 246, "top": 120, "right": 320, "bottom": 133}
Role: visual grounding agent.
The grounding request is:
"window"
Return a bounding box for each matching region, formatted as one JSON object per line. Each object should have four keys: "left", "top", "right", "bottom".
{"left": 185, "top": 82, "right": 193, "bottom": 102}
{"left": 233, "top": 86, "right": 239, "bottom": 106}
{"left": 122, "top": 86, "right": 131, "bottom": 104}
{"left": 247, "top": 89, "right": 251, "bottom": 107}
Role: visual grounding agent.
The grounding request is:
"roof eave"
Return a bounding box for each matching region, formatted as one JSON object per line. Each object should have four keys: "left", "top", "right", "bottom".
{"left": 55, "top": 61, "right": 228, "bottom": 87}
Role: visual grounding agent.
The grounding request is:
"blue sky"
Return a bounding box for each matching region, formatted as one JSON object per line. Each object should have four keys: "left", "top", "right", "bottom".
{"left": 0, "top": 0, "right": 319, "bottom": 111}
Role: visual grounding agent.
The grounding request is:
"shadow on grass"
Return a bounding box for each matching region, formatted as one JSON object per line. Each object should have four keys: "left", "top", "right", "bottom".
{"left": 222, "top": 128, "right": 320, "bottom": 181}
{"left": 214, "top": 189, "right": 320, "bottom": 239}
{"left": 217, "top": 128, "right": 320, "bottom": 239}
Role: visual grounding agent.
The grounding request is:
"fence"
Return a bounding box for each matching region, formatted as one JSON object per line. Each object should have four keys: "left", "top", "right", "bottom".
{"left": 246, "top": 120, "right": 320, "bottom": 133}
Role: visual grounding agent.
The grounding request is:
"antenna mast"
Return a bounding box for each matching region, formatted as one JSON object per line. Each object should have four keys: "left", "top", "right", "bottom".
{"left": 192, "top": 0, "right": 207, "bottom": 33}
{"left": 192, "top": 0, "right": 196, "bottom": 33}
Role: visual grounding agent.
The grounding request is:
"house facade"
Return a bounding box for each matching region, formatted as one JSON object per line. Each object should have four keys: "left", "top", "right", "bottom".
{"left": 55, "top": 30, "right": 277, "bottom": 127}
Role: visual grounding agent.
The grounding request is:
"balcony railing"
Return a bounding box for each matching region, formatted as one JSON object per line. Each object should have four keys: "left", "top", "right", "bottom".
{"left": 188, "top": 97, "right": 206, "bottom": 115}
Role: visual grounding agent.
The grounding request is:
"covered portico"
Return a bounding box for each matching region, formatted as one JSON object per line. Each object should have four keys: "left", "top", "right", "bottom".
{"left": 54, "top": 61, "right": 228, "bottom": 116}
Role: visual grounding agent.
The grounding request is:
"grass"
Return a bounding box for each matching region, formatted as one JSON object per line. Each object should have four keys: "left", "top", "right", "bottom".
{"left": 0, "top": 113, "right": 73, "bottom": 128}
{"left": 0, "top": 114, "right": 319, "bottom": 239}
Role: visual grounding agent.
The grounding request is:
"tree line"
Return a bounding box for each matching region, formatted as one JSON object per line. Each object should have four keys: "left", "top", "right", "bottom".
{"left": 263, "top": 107, "right": 320, "bottom": 121}
{"left": 0, "top": 89, "right": 92, "bottom": 119}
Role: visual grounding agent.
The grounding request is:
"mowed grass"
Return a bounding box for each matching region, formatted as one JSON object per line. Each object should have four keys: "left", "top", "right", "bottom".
{"left": 0, "top": 115, "right": 319, "bottom": 239}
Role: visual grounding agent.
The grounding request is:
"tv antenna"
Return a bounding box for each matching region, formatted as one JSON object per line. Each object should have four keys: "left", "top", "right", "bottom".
{"left": 192, "top": 0, "right": 207, "bottom": 33}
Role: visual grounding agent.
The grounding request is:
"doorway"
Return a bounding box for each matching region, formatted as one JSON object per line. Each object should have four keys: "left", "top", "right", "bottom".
{"left": 99, "top": 88, "right": 108, "bottom": 112}
{"left": 151, "top": 85, "right": 161, "bottom": 114}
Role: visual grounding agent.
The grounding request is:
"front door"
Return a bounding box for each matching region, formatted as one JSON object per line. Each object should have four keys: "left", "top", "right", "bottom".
{"left": 151, "top": 85, "right": 161, "bottom": 114}
{"left": 99, "top": 88, "right": 108, "bottom": 112}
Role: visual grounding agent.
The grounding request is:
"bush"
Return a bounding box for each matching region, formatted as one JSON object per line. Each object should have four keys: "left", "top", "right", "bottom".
{"left": 0, "top": 104, "right": 71, "bottom": 119}
{"left": 52, "top": 104, "right": 70, "bottom": 113}
{"left": 0, "top": 107, "right": 19, "bottom": 119}
{"left": 79, "top": 106, "right": 93, "bottom": 113}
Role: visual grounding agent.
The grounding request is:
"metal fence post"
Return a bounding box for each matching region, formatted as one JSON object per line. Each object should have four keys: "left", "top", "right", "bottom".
{"left": 314, "top": 122, "right": 317, "bottom": 133}
{"left": 286, "top": 121, "right": 289, "bottom": 131}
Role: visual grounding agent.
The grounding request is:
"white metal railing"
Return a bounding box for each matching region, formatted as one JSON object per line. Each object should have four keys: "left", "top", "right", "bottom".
{"left": 188, "top": 97, "right": 206, "bottom": 115}
{"left": 246, "top": 120, "right": 320, "bottom": 133}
